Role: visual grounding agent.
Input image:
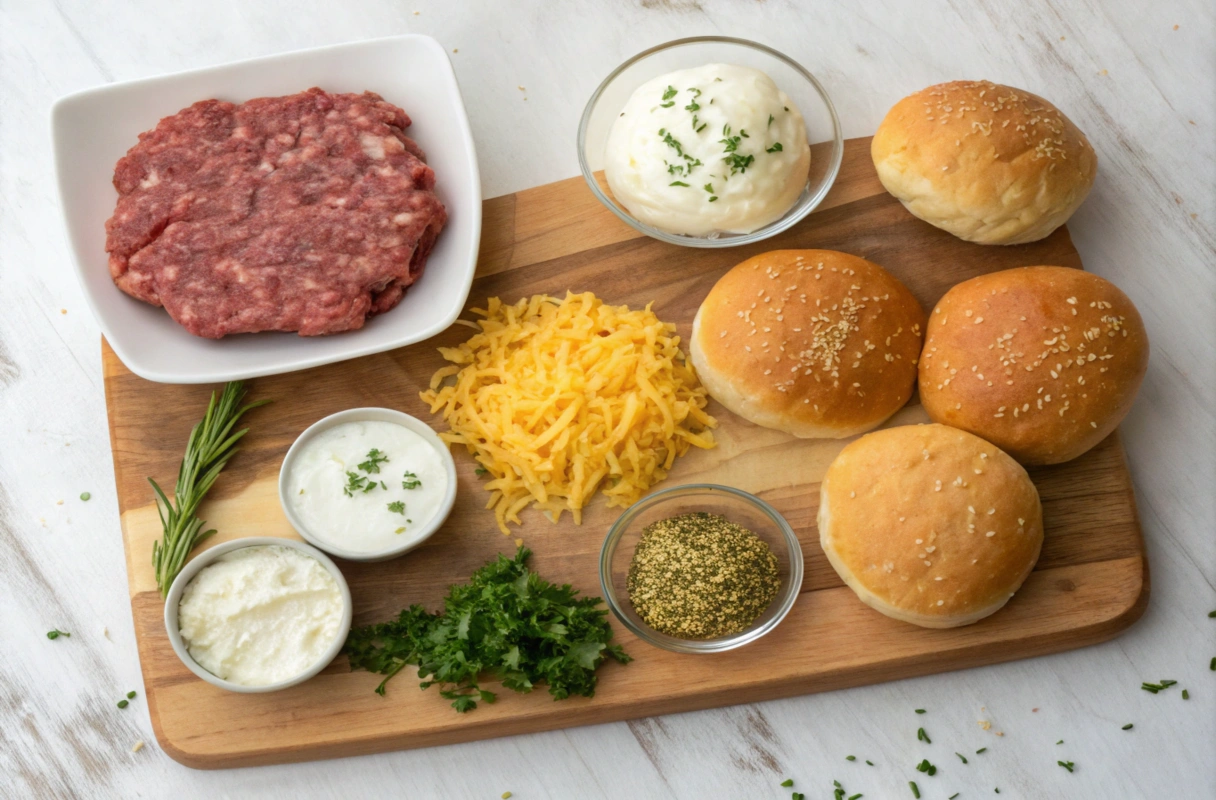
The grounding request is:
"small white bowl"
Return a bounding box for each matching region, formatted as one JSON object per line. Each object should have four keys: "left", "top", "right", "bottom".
{"left": 278, "top": 407, "right": 457, "bottom": 562}
{"left": 163, "top": 537, "right": 353, "bottom": 694}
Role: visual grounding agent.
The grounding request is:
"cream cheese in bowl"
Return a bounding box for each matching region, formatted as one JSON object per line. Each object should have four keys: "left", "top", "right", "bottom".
{"left": 604, "top": 63, "right": 811, "bottom": 236}
{"left": 279, "top": 408, "right": 457, "bottom": 561}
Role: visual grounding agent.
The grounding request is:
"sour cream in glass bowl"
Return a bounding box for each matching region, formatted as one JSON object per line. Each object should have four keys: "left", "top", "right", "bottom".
{"left": 578, "top": 37, "right": 843, "bottom": 248}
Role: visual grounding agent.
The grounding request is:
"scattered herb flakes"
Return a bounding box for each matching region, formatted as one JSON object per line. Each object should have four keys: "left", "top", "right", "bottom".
{"left": 1182, "top": 689, "right": 1190, "bottom": 700}
{"left": 387, "top": 501, "right": 406, "bottom": 515}
{"left": 394, "top": 527, "right": 406, "bottom": 534}
{"left": 949, "top": 794, "right": 960, "bottom": 800}
{"left": 358, "top": 448, "right": 390, "bottom": 474}
{"left": 669, "top": 180, "right": 690, "bottom": 187}
{"left": 1122, "top": 723, "right": 1133, "bottom": 730}
{"left": 780, "top": 779, "right": 794, "bottom": 788}
{"left": 501, "top": 793, "right": 512, "bottom": 800}
{"left": 865, "top": 760, "right": 874, "bottom": 767}
{"left": 475, "top": 467, "right": 488, "bottom": 476}
{"left": 916, "top": 758, "right": 937, "bottom": 776}
{"left": 343, "top": 471, "right": 375, "bottom": 496}
{"left": 909, "top": 781, "right": 921, "bottom": 798}
{"left": 845, "top": 755, "right": 856, "bottom": 761}
{"left": 955, "top": 752, "right": 968, "bottom": 764}
{"left": 768, "top": 114, "right": 775, "bottom": 128}
{"left": 660, "top": 85, "right": 677, "bottom": 107}
{"left": 344, "top": 546, "right": 629, "bottom": 712}
{"left": 1210, "top": 657, "right": 1215, "bottom": 671}
{"left": 401, "top": 471, "right": 422, "bottom": 490}
{"left": 792, "top": 793, "right": 805, "bottom": 800}
{"left": 917, "top": 726, "right": 931, "bottom": 744}
{"left": 766, "top": 142, "right": 784, "bottom": 153}
{"left": 1056, "top": 739, "right": 1064, "bottom": 745}
{"left": 976, "top": 748, "right": 988, "bottom": 755}
{"left": 1208, "top": 610, "right": 1216, "bottom": 618}
{"left": 848, "top": 795, "right": 862, "bottom": 800}
{"left": 1160, "top": 679, "right": 1177, "bottom": 687}
{"left": 117, "top": 699, "right": 129, "bottom": 709}
{"left": 80, "top": 492, "right": 91, "bottom": 501}
{"left": 126, "top": 690, "right": 137, "bottom": 699}
{"left": 1058, "top": 760, "right": 1075, "bottom": 773}
{"left": 915, "top": 708, "right": 926, "bottom": 714}
{"left": 46, "top": 629, "right": 69, "bottom": 640}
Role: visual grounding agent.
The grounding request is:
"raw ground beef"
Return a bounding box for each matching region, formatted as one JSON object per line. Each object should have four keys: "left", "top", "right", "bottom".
{"left": 104, "top": 87, "right": 447, "bottom": 338}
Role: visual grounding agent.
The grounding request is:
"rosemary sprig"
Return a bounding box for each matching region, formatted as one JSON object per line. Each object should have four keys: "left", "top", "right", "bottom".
{"left": 150, "top": 382, "right": 268, "bottom": 596}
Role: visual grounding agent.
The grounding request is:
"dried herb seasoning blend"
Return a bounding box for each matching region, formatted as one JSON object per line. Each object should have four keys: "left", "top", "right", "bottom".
{"left": 627, "top": 512, "right": 781, "bottom": 639}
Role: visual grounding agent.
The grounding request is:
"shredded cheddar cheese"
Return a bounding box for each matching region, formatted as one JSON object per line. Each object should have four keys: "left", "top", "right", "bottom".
{"left": 421, "top": 292, "right": 716, "bottom": 533}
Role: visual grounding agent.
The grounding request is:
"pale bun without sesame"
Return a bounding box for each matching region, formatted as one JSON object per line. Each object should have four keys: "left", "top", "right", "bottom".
{"left": 919, "top": 266, "right": 1148, "bottom": 465}
{"left": 819, "top": 423, "right": 1043, "bottom": 629}
{"left": 871, "top": 80, "right": 1097, "bottom": 245}
{"left": 689, "top": 250, "right": 926, "bottom": 439}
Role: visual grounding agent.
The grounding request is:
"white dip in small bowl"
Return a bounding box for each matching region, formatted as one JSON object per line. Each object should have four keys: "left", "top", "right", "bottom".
{"left": 279, "top": 408, "right": 457, "bottom": 561}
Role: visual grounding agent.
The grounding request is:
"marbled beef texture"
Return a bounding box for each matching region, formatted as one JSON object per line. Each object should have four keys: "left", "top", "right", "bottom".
{"left": 105, "top": 88, "right": 447, "bottom": 338}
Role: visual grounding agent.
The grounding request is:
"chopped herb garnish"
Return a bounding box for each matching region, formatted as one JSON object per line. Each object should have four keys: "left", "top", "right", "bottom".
{"left": 956, "top": 752, "right": 968, "bottom": 764}
{"left": 1209, "top": 610, "right": 1216, "bottom": 618}
{"left": 696, "top": 123, "right": 707, "bottom": 133}
{"left": 917, "top": 727, "right": 931, "bottom": 743}
{"left": 846, "top": 755, "right": 856, "bottom": 761}
{"left": 780, "top": 779, "right": 794, "bottom": 788}
{"left": 740, "top": 128, "right": 749, "bottom": 138}
{"left": 768, "top": 114, "right": 775, "bottom": 128}
{"left": 80, "top": 492, "right": 91, "bottom": 501}
{"left": 909, "top": 781, "right": 921, "bottom": 798}
{"left": 344, "top": 546, "right": 629, "bottom": 711}
{"left": 684, "top": 98, "right": 700, "bottom": 112}
{"left": 117, "top": 699, "right": 129, "bottom": 709}
{"left": 976, "top": 748, "right": 988, "bottom": 754}
{"left": 358, "top": 449, "right": 390, "bottom": 474}
{"left": 703, "top": 183, "right": 714, "bottom": 194}
{"left": 915, "top": 708, "right": 926, "bottom": 714}
{"left": 46, "top": 629, "right": 69, "bottom": 640}
{"left": 719, "top": 134, "right": 741, "bottom": 153}
{"left": 394, "top": 527, "right": 406, "bottom": 534}
{"left": 766, "top": 142, "right": 784, "bottom": 153}
{"left": 387, "top": 501, "right": 406, "bottom": 515}
{"left": 792, "top": 793, "right": 805, "bottom": 800}
{"left": 344, "top": 471, "right": 371, "bottom": 496}
{"left": 783, "top": 105, "right": 789, "bottom": 111}
{"left": 669, "top": 181, "right": 690, "bottom": 187}
{"left": 949, "top": 795, "right": 959, "bottom": 800}
{"left": 848, "top": 795, "right": 862, "bottom": 800}
{"left": 722, "top": 123, "right": 731, "bottom": 136}
{"left": 1182, "top": 689, "right": 1190, "bottom": 699}
{"left": 708, "top": 196, "right": 718, "bottom": 202}
{"left": 1210, "top": 657, "right": 1215, "bottom": 671}
{"left": 1057, "top": 760, "right": 1075, "bottom": 773}
{"left": 402, "top": 471, "right": 422, "bottom": 490}
{"left": 714, "top": 77, "right": 723, "bottom": 82}
{"left": 126, "top": 690, "right": 137, "bottom": 699}
{"left": 661, "top": 85, "right": 677, "bottom": 105}
{"left": 1122, "top": 723, "right": 1133, "bottom": 730}
{"left": 916, "top": 759, "right": 937, "bottom": 776}
{"left": 865, "top": 760, "right": 874, "bottom": 766}
{"left": 724, "top": 153, "right": 755, "bottom": 174}
{"left": 1056, "top": 740, "right": 1064, "bottom": 745}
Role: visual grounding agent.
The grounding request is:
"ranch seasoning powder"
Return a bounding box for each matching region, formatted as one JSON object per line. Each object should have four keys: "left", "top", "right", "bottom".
{"left": 627, "top": 512, "right": 780, "bottom": 639}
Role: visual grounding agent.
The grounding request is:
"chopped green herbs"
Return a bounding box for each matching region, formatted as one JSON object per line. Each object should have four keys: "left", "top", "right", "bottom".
{"left": 394, "top": 527, "right": 406, "bottom": 534}
{"left": 915, "top": 708, "right": 926, "bottom": 714}
{"left": 792, "top": 793, "right": 805, "bottom": 800}
{"left": 46, "top": 629, "right": 69, "bottom": 640}
{"left": 344, "top": 471, "right": 373, "bottom": 496}
{"left": 916, "top": 759, "right": 937, "bottom": 776}
{"left": 846, "top": 755, "right": 856, "bottom": 761}
{"left": 1122, "top": 723, "right": 1133, "bottom": 730}
{"left": 724, "top": 153, "right": 755, "bottom": 175}
{"left": 126, "top": 690, "right": 137, "bottom": 699}
{"left": 909, "top": 781, "right": 921, "bottom": 798}
{"left": 1057, "top": 760, "right": 1075, "bottom": 773}
{"left": 669, "top": 181, "right": 690, "bottom": 187}
{"left": 1183, "top": 689, "right": 1190, "bottom": 699}
{"left": 768, "top": 114, "right": 775, "bottom": 128}
{"left": 955, "top": 752, "right": 968, "bottom": 764}
{"left": 387, "top": 501, "right": 406, "bottom": 515}
{"left": 719, "top": 134, "right": 741, "bottom": 153}
{"left": 1056, "top": 740, "right": 1064, "bottom": 745}
{"left": 80, "top": 492, "right": 91, "bottom": 501}
{"left": 1210, "top": 657, "right": 1215, "bottom": 671}
{"left": 1209, "top": 610, "right": 1216, "bottom": 618}
{"left": 117, "top": 699, "right": 129, "bottom": 709}
{"left": 865, "top": 760, "right": 874, "bottom": 766}
{"left": 358, "top": 449, "right": 389, "bottom": 474}
{"left": 917, "top": 727, "right": 931, "bottom": 744}
{"left": 1160, "top": 679, "right": 1177, "bottom": 687}
{"left": 401, "top": 471, "right": 422, "bottom": 490}
{"left": 344, "top": 546, "right": 629, "bottom": 712}
{"left": 475, "top": 467, "right": 488, "bottom": 476}
{"left": 976, "top": 748, "right": 988, "bottom": 754}
{"left": 766, "top": 142, "right": 784, "bottom": 153}
{"left": 660, "top": 85, "right": 677, "bottom": 107}
{"left": 949, "top": 795, "right": 960, "bottom": 800}
{"left": 780, "top": 779, "right": 794, "bottom": 788}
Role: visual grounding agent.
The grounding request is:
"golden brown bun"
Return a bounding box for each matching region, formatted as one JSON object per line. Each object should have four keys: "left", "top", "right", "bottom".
{"left": 690, "top": 250, "right": 925, "bottom": 438}
{"left": 871, "top": 81, "right": 1097, "bottom": 245}
{"left": 919, "top": 266, "right": 1148, "bottom": 465}
{"left": 819, "top": 423, "right": 1043, "bottom": 628}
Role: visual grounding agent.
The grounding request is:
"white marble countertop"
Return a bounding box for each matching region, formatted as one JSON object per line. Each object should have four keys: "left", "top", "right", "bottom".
{"left": 2, "top": 1, "right": 1212, "bottom": 797}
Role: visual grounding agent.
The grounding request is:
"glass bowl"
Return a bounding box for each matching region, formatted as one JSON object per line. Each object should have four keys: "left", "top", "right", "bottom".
{"left": 599, "top": 484, "right": 804, "bottom": 653}
{"left": 577, "top": 36, "right": 843, "bottom": 248}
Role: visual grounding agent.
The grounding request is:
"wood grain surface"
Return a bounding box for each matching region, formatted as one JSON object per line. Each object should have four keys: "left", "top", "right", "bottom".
{"left": 102, "top": 137, "right": 1146, "bottom": 768}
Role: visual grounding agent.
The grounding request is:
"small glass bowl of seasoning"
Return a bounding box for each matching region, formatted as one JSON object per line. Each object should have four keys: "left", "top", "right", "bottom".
{"left": 599, "top": 484, "right": 804, "bottom": 653}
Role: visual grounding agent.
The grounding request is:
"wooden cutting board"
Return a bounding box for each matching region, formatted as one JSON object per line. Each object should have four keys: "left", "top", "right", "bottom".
{"left": 103, "top": 136, "right": 1147, "bottom": 769}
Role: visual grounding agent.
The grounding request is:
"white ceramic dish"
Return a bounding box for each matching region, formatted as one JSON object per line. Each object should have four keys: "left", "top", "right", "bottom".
{"left": 163, "top": 537, "right": 353, "bottom": 694}
{"left": 51, "top": 35, "right": 481, "bottom": 384}
{"left": 278, "top": 407, "right": 457, "bottom": 562}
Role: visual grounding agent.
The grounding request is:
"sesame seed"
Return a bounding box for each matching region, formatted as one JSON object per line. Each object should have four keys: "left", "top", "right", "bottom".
{"left": 986, "top": 531, "right": 996, "bottom": 537}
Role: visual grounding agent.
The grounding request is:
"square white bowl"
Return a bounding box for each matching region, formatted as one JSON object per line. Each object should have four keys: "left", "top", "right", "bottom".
{"left": 52, "top": 35, "right": 480, "bottom": 384}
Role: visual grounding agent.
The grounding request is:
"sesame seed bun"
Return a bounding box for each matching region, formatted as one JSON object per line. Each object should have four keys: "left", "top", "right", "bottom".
{"left": 689, "top": 250, "right": 925, "bottom": 439}
{"left": 919, "top": 266, "right": 1149, "bottom": 465}
{"left": 819, "top": 423, "right": 1043, "bottom": 628}
{"left": 871, "top": 81, "right": 1097, "bottom": 245}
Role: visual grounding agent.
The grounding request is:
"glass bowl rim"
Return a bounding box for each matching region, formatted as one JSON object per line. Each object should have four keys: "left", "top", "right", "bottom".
{"left": 599, "top": 482, "right": 805, "bottom": 654}
{"left": 576, "top": 35, "right": 845, "bottom": 249}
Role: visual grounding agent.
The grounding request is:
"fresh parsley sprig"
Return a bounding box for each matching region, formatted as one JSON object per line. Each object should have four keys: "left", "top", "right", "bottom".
{"left": 150, "top": 382, "right": 268, "bottom": 596}
{"left": 344, "top": 546, "right": 630, "bottom": 712}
